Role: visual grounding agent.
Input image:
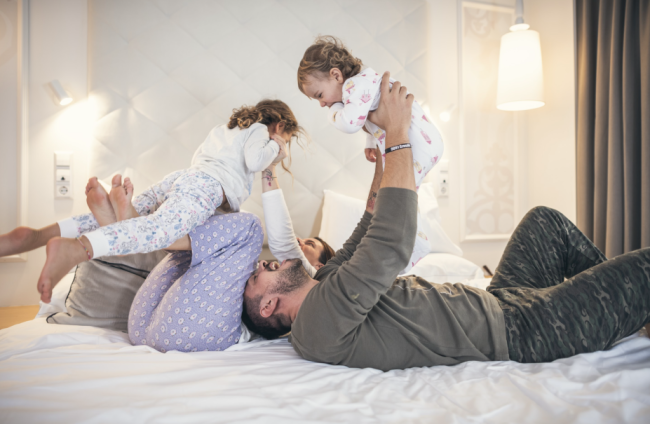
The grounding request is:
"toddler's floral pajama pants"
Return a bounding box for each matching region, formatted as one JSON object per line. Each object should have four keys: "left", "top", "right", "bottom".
{"left": 58, "top": 169, "right": 223, "bottom": 258}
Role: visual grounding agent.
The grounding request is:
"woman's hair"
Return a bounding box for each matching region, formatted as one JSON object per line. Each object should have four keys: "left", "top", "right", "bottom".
{"left": 228, "top": 99, "right": 305, "bottom": 173}
{"left": 297, "top": 35, "right": 364, "bottom": 95}
{"left": 314, "top": 236, "right": 335, "bottom": 266}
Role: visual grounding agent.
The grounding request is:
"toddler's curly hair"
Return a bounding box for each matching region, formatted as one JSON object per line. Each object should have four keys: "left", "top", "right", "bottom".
{"left": 228, "top": 99, "right": 305, "bottom": 174}
{"left": 297, "top": 35, "right": 363, "bottom": 95}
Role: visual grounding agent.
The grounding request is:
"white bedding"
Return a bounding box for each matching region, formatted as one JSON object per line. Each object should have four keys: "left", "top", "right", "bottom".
{"left": 2, "top": 276, "right": 649, "bottom": 423}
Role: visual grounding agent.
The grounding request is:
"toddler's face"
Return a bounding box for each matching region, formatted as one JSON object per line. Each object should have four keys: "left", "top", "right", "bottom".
{"left": 303, "top": 71, "right": 344, "bottom": 108}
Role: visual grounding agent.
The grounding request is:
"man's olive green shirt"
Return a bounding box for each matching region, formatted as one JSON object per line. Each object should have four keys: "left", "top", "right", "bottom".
{"left": 289, "top": 188, "right": 508, "bottom": 371}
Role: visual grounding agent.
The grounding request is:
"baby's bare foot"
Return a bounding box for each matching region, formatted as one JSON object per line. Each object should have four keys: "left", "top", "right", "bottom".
{"left": 109, "top": 175, "right": 138, "bottom": 221}
{"left": 38, "top": 237, "right": 89, "bottom": 303}
{"left": 86, "top": 177, "right": 117, "bottom": 226}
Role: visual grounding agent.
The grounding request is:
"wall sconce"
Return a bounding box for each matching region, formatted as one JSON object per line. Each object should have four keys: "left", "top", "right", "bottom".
{"left": 439, "top": 104, "right": 456, "bottom": 122}
{"left": 496, "top": 0, "right": 544, "bottom": 111}
{"left": 50, "top": 80, "right": 73, "bottom": 106}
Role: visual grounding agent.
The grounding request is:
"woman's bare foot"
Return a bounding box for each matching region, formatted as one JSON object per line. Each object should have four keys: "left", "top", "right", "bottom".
{"left": 109, "top": 175, "right": 139, "bottom": 221}
{"left": 37, "top": 236, "right": 91, "bottom": 303}
{"left": 0, "top": 224, "right": 61, "bottom": 257}
{"left": 86, "top": 177, "right": 117, "bottom": 226}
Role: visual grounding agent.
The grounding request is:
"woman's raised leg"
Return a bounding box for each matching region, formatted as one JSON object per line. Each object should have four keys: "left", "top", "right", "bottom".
{"left": 128, "top": 212, "right": 263, "bottom": 352}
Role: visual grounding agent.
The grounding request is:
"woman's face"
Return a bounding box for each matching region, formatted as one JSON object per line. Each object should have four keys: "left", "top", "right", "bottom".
{"left": 297, "top": 237, "right": 326, "bottom": 269}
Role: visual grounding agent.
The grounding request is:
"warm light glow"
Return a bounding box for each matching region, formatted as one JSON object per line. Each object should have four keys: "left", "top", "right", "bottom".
{"left": 509, "top": 23, "right": 530, "bottom": 31}
{"left": 496, "top": 29, "right": 544, "bottom": 111}
{"left": 438, "top": 104, "right": 455, "bottom": 122}
{"left": 50, "top": 80, "right": 73, "bottom": 106}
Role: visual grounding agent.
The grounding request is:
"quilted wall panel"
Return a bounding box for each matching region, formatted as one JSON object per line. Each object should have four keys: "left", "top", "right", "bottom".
{"left": 88, "top": 0, "right": 429, "bottom": 243}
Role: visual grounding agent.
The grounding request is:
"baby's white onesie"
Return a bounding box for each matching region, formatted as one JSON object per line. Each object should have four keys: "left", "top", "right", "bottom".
{"left": 327, "top": 68, "right": 444, "bottom": 273}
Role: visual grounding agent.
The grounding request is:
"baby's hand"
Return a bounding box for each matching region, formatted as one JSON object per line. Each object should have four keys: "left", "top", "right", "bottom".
{"left": 364, "top": 148, "right": 377, "bottom": 163}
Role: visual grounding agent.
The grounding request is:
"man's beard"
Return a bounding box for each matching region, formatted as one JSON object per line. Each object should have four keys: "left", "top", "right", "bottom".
{"left": 270, "top": 258, "right": 310, "bottom": 295}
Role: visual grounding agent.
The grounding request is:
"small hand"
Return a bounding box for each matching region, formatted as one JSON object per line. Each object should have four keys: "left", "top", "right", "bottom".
{"left": 271, "top": 134, "right": 288, "bottom": 165}
{"left": 364, "top": 148, "right": 377, "bottom": 163}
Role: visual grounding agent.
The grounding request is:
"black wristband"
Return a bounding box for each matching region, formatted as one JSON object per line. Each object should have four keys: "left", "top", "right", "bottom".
{"left": 385, "top": 143, "right": 411, "bottom": 154}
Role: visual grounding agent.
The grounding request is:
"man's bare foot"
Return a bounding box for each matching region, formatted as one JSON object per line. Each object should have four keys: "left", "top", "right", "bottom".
{"left": 86, "top": 177, "right": 117, "bottom": 226}
{"left": 0, "top": 224, "right": 61, "bottom": 257}
{"left": 109, "top": 175, "right": 139, "bottom": 221}
{"left": 37, "top": 236, "right": 90, "bottom": 303}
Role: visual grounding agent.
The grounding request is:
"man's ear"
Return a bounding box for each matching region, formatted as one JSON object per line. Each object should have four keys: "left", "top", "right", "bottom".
{"left": 314, "top": 262, "right": 324, "bottom": 270}
{"left": 260, "top": 296, "right": 279, "bottom": 318}
{"left": 330, "top": 68, "right": 343, "bottom": 83}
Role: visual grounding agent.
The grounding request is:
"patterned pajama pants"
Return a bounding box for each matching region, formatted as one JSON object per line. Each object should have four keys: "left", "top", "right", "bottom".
{"left": 487, "top": 206, "right": 650, "bottom": 363}
{"left": 365, "top": 100, "right": 444, "bottom": 273}
{"left": 128, "top": 212, "right": 263, "bottom": 353}
{"left": 59, "top": 169, "right": 223, "bottom": 257}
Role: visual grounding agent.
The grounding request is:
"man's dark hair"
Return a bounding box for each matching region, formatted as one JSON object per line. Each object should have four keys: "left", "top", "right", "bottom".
{"left": 242, "top": 294, "right": 291, "bottom": 340}
{"left": 242, "top": 259, "right": 310, "bottom": 339}
{"left": 314, "top": 236, "right": 335, "bottom": 266}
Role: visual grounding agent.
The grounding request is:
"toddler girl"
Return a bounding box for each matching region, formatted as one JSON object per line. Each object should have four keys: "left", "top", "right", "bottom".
{"left": 0, "top": 99, "right": 302, "bottom": 302}
{"left": 297, "top": 36, "right": 444, "bottom": 273}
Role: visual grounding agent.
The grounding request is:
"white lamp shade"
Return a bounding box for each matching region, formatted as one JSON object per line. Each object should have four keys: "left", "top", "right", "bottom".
{"left": 496, "top": 29, "right": 544, "bottom": 111}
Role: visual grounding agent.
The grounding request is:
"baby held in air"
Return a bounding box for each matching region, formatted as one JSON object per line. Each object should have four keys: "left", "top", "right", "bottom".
{"left": 297, "top": 35, "right": 444, "bottom": 273}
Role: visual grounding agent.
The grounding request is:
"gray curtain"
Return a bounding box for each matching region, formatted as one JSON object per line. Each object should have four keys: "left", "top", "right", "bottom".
{"left": 576, "top": 0, "right": 650, "bottom": 258}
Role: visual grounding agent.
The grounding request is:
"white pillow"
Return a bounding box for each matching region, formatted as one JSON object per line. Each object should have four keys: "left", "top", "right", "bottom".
{"left": 319, "top": 188, "right": 463, "bottom": 256}
{"left": 418, "top": 183, "right": 463, "bottom": 256}
{"left": 409, "top": 253, "right": 484, "bottom": 284}
{"left": 319, "top": 190, "right": 367, "bottom": 251}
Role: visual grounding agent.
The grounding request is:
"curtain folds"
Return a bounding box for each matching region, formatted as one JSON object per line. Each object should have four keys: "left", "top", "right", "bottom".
{"left": 576, "top": 0, "right": 650, "bottom": 258}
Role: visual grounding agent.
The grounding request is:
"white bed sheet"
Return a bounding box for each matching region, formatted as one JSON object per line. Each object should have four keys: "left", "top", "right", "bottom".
{"left": 2, "top": 279, "right": 649, "bottom": 423}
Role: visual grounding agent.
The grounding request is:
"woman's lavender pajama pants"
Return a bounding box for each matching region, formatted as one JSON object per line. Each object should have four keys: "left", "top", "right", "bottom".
{"left": 128, "top": 212, "right": 263, "bottom": 352}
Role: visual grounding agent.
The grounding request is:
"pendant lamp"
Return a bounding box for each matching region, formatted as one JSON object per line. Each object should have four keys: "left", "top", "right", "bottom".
{"left": 496, "top": 0, "right": 544, "bottom": 111}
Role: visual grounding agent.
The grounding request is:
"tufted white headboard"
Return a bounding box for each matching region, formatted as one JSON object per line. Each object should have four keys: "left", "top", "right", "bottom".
{"left": 88, "top": 0, "right": 429, "bottom": 243}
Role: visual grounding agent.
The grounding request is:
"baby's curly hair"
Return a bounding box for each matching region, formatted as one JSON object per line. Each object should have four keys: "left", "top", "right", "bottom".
{"left": 297, "top": 35, "right": 364, "bottom": 95}
{"left": 228, "top": 99, "right": 305, "bottom": 174}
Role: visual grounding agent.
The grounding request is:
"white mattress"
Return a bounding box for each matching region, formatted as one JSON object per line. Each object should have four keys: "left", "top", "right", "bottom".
{"left": 1, "top": 277, "right": 649, "bottom": 423}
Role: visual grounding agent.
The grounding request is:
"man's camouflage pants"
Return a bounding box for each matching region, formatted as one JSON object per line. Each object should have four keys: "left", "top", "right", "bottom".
{"left": 488, "top": 206, "right": 650, "bottom": 363}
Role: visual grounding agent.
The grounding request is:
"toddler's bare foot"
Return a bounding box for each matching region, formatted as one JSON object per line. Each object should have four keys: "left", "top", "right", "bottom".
{"left": 37, "top": 237, "right": 89, "bottom": 303}
{"left": 86, "top": 177, "right": 117, "bottom": 226}
{"left": 0, "top": 224, "right": 61, "bottom": 257}
{"left": 109, "top": 175, "right": 139, "bottom": 221}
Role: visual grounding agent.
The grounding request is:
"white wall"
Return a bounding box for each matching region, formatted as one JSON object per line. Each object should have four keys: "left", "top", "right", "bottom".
{"left": 525, "top": 0, "right": 576, "bottom": 221}
{"left": 0, "top": 0, "right": 90, "bottom": 307}
{"left": 0, "top": 0, "right": 576, "bottom": 306}
{"left": 426, "top": 0, "right": 576, "bottom": 271}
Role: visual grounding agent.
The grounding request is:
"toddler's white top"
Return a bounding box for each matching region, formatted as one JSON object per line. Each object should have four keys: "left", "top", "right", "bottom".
{"left": 191, "top": 123, "right": 279, "bottom": 211}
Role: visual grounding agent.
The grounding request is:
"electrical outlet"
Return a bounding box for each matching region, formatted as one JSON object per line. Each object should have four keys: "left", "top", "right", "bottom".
{"left": 438, "top": 174, "right": 449, "bottom": 197}
{"left": 55, "top": 151, "right": 73, "bottom": 199}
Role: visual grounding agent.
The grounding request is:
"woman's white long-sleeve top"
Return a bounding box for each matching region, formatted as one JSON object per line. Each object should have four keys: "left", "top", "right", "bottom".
{"left": 191, "top": 123, "right": 279, "bottom": 211}
{"left": 262, "top": 189, "right": 318, "bottom": 278}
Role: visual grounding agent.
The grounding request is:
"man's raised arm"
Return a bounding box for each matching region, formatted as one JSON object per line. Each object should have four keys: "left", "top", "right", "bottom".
{"left": 371, "top": 73, "right": 416, "bottom": 192}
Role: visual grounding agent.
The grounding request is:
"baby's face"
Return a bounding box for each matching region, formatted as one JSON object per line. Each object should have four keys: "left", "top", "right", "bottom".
{"left": 303, "top": 72, "right": 343, "bottom": 108}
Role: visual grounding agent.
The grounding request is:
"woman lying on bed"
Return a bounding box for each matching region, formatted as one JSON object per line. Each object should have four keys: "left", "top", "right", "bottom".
{"left": 115, "top": 150, "right": 334, "bottom": 352}
{"left": 0, "top": 146, "right": 335, "bottom": 353}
